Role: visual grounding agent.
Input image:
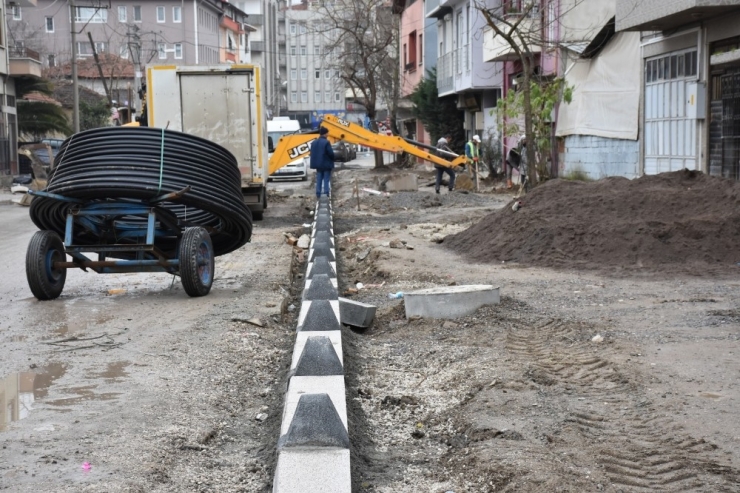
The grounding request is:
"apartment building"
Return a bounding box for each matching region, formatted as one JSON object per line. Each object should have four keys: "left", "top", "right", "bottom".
{"left": 395, "top": 0, "right": 439, "bottom": 146}
{"left": 233, "top": 0, "right": 280, "bottom": 117}
{"left": 1, "top": 0, "right": 43, "bottom": 180}
{"left": 480, "top": 0, "right": 641, "bottom": 179}
{"left": 428, "top": 0, "right": 503, "bottom": 145}
{"left": 280, "top": 2, "right": 349, "bottom": 129}
{"left": 617, "top": 0, "right": 740, "bottom": 180}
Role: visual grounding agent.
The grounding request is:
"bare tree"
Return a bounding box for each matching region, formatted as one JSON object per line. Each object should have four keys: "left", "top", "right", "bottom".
{"left": 475, "top": 0, "right": 603, "bottom": 185}
{"left": 313, "top": 0, "right": 400, "bottom": 168}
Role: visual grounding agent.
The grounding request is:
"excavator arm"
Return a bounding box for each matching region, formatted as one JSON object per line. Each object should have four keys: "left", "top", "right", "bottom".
{"left": 268, "top": 114, "right": 467, "bottom": 175}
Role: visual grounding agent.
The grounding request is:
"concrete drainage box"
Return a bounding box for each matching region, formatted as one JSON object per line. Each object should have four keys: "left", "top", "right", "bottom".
{"left": 404, "top": 285, "right": 500, "bottom": 320}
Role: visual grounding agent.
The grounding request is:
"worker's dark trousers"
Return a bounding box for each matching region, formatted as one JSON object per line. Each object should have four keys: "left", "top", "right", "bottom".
{"left": 316, "top": 169, "right": 332, "bottom": 197}
{"left": 435, "top": 167, "right": 456, "bottom": 191}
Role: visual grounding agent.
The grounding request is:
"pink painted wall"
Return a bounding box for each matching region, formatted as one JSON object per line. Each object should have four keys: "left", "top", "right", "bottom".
{"left": 400, "top": 0, "right": 425, "bottom": 98}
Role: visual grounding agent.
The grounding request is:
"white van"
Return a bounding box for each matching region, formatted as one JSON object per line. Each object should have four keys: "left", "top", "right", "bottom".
{"left": 267, "top": 117, "right": 308, "bottom": 181}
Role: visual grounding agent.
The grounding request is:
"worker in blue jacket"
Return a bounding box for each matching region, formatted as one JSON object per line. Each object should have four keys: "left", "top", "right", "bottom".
{"left": 309, "top": 127, "right": 335, "bottom": 199}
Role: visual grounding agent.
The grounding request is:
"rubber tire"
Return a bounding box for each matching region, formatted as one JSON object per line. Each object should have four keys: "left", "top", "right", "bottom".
{"left": 26, "top": 230, "right": 67, "bottom": 300}
{"left": 179, "top": 227, "right": 214, "bottom": 297}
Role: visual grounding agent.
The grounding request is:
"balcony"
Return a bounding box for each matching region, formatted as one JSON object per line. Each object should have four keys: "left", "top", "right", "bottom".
{"left": 9, "top": 47, "right": 42, "bottom": 78}
{"left": 616, "top": 0, "right": 740, "bottom": 32}
{"left": 483, "top": 17, "right": 541, "bottom": 62}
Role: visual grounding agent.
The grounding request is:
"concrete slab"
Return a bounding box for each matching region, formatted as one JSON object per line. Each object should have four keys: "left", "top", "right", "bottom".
{"left": 303, "top": 274, "right": 339, "bottom": 300}
{"left": 338, "top": 297, "right": 377, "bottom": 328}
{"left": 293, "top": 336, "right": 344, "bottom": 376}
{"left": 304, "top": 276, "right": 338, "bottom": 290}
{"left": 314, "top": 215, "right": 332, "bottom": 225}
{"left": 291, "top": 331, "right": 343, "bottom": 370}
{"left": 309, "top": 243, "right": 335, "bottom": 261}
{"left": 278, "top": 393, "right": 349, "bottom": 449}
{"left": 310, "top": 231, "right": 334, "bottom": 248}
{"left": 312, "top": 224, "right": 333, "bottom": 235}
{"left": 383, "top": 173, "right": 418, "bottom": 192}
{"left": 311, "top": 230, "right": 333, "bottom": 242}
{"left": 306, "top": 256, "right": 337, "bottom": 279}
{"left": 280, "top": 376, "right": 347, "bottom": 435}
{"left": 297, "top": 300, "right": 341, "bottom": 331}
{"left": 273, "top": 449, "right": 351, "bottom": 493}
{"left": 404, "top": 285, "right": 500, "bottom": 320}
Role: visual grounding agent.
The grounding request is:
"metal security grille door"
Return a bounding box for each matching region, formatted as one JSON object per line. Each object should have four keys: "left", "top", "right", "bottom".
{"left": 644, "top": 49, "right": 698, "bottom": 174}
{"left": 721, "top": 71, "right": 740, "bottom": 180}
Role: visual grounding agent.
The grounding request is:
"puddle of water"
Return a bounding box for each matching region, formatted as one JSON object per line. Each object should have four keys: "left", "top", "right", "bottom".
{"left": 88, "top": 361, "right": 130, "bottom": 381}
{"left": 0, "top": 363, "right": 66, "bottom": 432}
{"left": 46, "top": 385, "right": 121, "bottom": 407}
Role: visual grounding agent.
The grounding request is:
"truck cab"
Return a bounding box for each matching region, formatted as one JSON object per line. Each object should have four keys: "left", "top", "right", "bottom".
{"left": 267, "top": 117, "right": 308, "bottom": 181}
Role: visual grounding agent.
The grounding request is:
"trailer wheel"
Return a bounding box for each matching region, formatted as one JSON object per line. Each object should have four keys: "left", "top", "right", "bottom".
{"left": 26, "top": 231, "right": 67, "bottom": 300}
{"left": 179, "top": 227, "right": 214, "bottom": 297}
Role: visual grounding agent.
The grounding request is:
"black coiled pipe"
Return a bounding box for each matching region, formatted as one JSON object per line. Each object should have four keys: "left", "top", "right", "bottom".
{"left": 29, "top": 126, "right": 253, "bottom": 257}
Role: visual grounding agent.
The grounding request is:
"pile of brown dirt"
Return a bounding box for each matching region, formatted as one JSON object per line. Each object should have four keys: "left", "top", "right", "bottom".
{"left": 445, "top": 169, "right": 740, "bottom": 275}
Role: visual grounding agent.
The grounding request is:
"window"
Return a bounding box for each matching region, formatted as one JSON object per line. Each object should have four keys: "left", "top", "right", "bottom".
{"left": 645, "top": 49, "right": 698, "bottom": 84}
{"left": 299, "top": 24, "right": 306, "bottom": 34}
{"left": 300, "top": 46, "right": 307, "bottom": 56}
{"left": 45, "top": 17, "right": 54, "bottom": 33}
{"left": 156, "top": 6, "right": 165, "bottom": 22}
{"left": 175, "top": 43, "right": 182, "bottom": 59}
{"left": 173, "top": 6, "right": 182, "bottom": 23}
{"left": 301, "top": 92, "right": 307, "bottom": 103}
{"left": 11, "top": 5, "right": 21, "bottom": 20}
{"left": 75, "top": 7, "right": 107, "bottom": 23}
{"left": 315, "top": 70, "right": 321, "bottom": 79}
{"left": 334, "top": 92, "right": 340, "bottom": 102}
{"left": 300, "top": 69, "right": 307, "bottom": 80}
{"left": 315, "top": 91, "right": 321, "bottom": 102}
{"left": 407, "top": 30, "right": 417, "bottom": 69}
{"left": 290, "top": 24, "right": 296, "bottom": 35}
{"left": 118, "top": 6, "right": 127, "bottom": 22}
{"left": 325, "top": 92, "right": 331, "bottom": 102}
{"left": 314, "top": 46, "right": 321, "bottom": 55}
{"left": 419, "top": 33, "right": 423, "bottom": 65}
{"left": 291, "top": 92, "right": 297, "bottom": 103}
{"left": 48, "top": 54, "right": 56, "bottom": 67}
{"left": 290, "top": 46, "right": 296, "bottom": 56}
{"left": 335, "top": 70, "right": 340, "bottom": 78}
{"left": 290, "top": 69, "right": 297, "bottom": 80}
{"left": 77, "top": 41, "right": 108, "bottom": 57}
{"left": 133, "top": 6, "right": 142, "bottom": 22}
{"left": 120, "top": 44, "right": 129, "bottom": 58}
{"left": 158, "top": 43, "right": 166, "bottom": 59}
{"left": 325, "top": 70, "right": 331, "bottom": 79}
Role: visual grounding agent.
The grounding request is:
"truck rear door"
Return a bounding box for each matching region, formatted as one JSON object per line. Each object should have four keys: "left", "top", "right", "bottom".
{"left": 179, "top": 72, "right": 254, "bottom": 184}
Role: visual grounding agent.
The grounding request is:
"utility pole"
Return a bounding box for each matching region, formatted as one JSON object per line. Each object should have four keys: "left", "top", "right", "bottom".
{"left": 128, "top": 24, "right": 143, "bottom": 117}
{"left": 88, "top": 32, "right": 112, "bottom": 106}
{"left": 69, "top": 0, "right": 80, "bottom": 132}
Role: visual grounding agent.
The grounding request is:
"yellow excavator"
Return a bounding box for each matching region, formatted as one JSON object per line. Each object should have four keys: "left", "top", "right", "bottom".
{"left": 268, "top": 114, "right": 467, "bottom": 175}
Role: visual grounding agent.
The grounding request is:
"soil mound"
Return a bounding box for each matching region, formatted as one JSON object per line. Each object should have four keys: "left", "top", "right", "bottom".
{"left": 445, "top": 169, "right": 740, "bottom": 275}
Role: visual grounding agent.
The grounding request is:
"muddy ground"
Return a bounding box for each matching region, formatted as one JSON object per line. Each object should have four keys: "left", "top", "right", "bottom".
{"left": 1, "top": 161, "right": 740, "bottom": 492}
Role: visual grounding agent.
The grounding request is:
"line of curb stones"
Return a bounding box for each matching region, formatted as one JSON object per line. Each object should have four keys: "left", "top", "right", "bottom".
{"left": 273, "top": 195, "right": 351, "bottom": 492}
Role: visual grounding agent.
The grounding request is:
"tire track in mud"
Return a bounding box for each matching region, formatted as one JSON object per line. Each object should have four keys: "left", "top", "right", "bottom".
{"left": 505, "top": 318, "right": 740, "bottom": 492}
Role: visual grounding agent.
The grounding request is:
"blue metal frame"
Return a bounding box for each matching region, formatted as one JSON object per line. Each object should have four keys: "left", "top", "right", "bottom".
{"left": 30, "top": 191, "right": 188, "bottom": 275}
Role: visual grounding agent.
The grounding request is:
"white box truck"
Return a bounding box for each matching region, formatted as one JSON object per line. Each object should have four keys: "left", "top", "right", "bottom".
{"left": 267, "top": 117, "right": 307, "bottom": 181}
{"left": 146, "top": 64, "right": 269, "bottom": 219}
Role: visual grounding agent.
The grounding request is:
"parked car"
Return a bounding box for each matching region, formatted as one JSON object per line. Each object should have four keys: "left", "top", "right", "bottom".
{"left": 269, "top": 156, "right": 308, "bottom": 181}
{"left": 11, "top": 174, "right": 33, "bottom": 194}
{"left": 17, "top": 144, "right": 58, "bottom": 175}
{"left": 331, "top": 142, "right": 350, "bottom": 162}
